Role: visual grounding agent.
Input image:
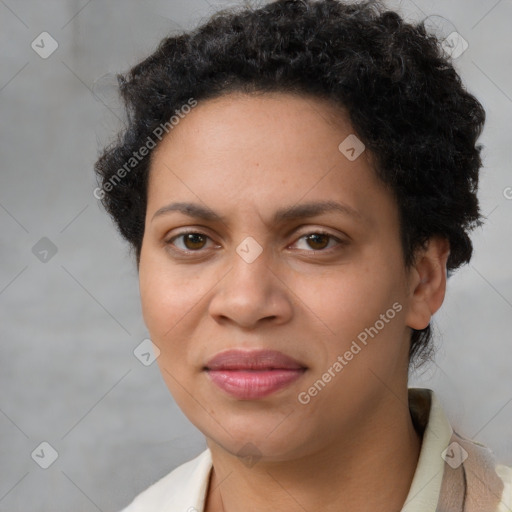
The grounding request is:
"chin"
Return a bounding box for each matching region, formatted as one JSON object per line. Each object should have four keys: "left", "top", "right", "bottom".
{"left": 202, "top": 413, "right": 314, "bottom": 461}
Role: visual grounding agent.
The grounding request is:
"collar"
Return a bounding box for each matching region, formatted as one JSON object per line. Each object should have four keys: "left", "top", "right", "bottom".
{"left": 401, "top": 388, "right": 454, "bottom": 512}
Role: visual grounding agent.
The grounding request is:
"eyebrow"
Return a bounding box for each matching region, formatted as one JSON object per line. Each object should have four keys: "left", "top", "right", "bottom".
{"left": 151, "top": 200, "right": 365, "bottom": 225}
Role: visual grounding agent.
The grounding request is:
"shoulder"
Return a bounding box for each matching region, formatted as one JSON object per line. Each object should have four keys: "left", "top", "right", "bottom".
{"left": 119, "top": 449, "right": 212, "bottom": 512}
{"left": 495, "top": 464, "right": 512, "bottom": 512}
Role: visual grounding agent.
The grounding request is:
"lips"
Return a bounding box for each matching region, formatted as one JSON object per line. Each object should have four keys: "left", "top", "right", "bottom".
{"left": 204, "top": 349, "right": 307, "bottom": 400}
{"left": 204, "top": 349, "right": 305, "bottom": 371}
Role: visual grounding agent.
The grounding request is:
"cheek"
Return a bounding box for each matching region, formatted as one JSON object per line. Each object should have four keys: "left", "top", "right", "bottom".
{"left": 139, "top": 242, "right": 183, "bottom": 315}
{"left": 138, "top": 252, "right": 212, "bottom": 373}
{"left": 305, "top": 260, "right": 407, "bottom": 367}
{"left": 305, "top": 265, "right": 397, "bottom": 329}
{"left": 140, "top": 279, "right": 194, "bottom": 347}
{"left": 138, "top": 249, "right": 183, "bottom": 339}
{"left": 139, "top": 268, "right": 191, "bottom": 387}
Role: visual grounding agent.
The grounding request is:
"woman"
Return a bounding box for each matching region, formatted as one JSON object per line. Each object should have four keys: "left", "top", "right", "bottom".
{"left": 94, "top": 1, "right": 512, "bottom": 510}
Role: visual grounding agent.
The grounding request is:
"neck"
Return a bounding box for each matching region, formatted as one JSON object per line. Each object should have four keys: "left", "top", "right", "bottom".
{"left": 204, "top": 388, "right": 422, "bottom": 512}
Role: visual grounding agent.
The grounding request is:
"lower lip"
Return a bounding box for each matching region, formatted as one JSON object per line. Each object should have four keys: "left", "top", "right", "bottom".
{"left": 206, "top": 369, "right": 305, "bottom": 399}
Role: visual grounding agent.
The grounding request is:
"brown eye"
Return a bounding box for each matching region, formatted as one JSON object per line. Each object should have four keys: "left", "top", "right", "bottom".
{"left": 304, "top": 233, "right": 330, "bottom": 250}
{"left": 292, "top": 231, "right": 344, "bottom": 252}
{"left": 183, "top": 233, "right": 207, "bottom": 250}
{"left": 167, "top": 232, "right": 212, "bottom": 252}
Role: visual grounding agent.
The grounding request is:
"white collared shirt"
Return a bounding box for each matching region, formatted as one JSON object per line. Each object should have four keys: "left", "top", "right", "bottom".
{"left": 120, "top": 388, "right": 512, "bottom": 512}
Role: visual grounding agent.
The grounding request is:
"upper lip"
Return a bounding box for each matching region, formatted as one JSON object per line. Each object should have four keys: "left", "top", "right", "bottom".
{"left": 204, "top": 349, "right": 306, "bottom": 371}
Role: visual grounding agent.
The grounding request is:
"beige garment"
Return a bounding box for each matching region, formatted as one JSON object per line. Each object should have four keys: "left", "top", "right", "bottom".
{"left": 408, "top": 388, "right": 506, "bottom": 512}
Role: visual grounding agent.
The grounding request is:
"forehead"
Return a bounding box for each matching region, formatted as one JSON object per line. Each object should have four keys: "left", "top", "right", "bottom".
{"left": 146, "top": 91, "right": 397, "bottom": 229}
{"left": 150, "top": 91, "right": 354, "bottom": 163}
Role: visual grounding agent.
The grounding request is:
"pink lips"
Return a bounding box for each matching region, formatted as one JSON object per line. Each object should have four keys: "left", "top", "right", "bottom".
{"left": 204, "top": 349, "right": 306, "bottom": 400}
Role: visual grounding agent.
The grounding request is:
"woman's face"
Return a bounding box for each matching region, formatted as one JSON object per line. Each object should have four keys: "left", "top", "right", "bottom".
{"left": 139, "top": 92, "right": 419, "bottom": 461}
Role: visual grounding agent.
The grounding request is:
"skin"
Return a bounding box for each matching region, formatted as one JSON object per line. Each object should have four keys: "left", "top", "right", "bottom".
{"left": 138, "top": 92, "right": 450, "bottom": 512}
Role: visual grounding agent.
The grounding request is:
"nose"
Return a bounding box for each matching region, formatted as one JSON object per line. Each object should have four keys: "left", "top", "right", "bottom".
{"left": 207, "top": 243, "right": 294, "bottom": 330}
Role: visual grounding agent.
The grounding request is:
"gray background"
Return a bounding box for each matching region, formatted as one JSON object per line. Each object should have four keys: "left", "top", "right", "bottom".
{"left": 1, "top": 0, "right": 511, "bottom": 510}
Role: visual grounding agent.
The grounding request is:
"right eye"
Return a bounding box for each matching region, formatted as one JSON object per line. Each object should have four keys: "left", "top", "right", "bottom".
{"left": 165, "top": 231, "right": 218, "bottom": 254}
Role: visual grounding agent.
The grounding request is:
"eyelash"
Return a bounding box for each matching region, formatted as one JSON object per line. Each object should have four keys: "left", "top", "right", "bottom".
{"left": 164, "top": 229, "right": 346, "bottom": 255}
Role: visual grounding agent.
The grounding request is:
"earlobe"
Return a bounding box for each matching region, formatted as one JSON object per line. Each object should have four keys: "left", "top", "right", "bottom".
{"left": 404, "top": 237, "right": 451, "bottom": 331}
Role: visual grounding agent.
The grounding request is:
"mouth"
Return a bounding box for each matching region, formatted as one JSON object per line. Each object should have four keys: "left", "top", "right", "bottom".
{"left": 204, "top": 349, "right": 307, "bottom": 400}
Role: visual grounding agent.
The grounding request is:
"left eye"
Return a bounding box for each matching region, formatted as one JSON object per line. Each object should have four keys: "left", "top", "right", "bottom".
{"left": 292, "top": 232, "right": 343, "bottom": 251}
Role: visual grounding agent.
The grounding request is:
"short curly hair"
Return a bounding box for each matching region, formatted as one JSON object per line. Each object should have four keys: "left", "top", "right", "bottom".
{"left": 94, "top": 0, "right": 486, "bottom": 369}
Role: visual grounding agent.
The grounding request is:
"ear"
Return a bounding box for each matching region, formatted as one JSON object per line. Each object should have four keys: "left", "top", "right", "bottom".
{"left": 404, "top": 236, "right": 451, "bottom": 330}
